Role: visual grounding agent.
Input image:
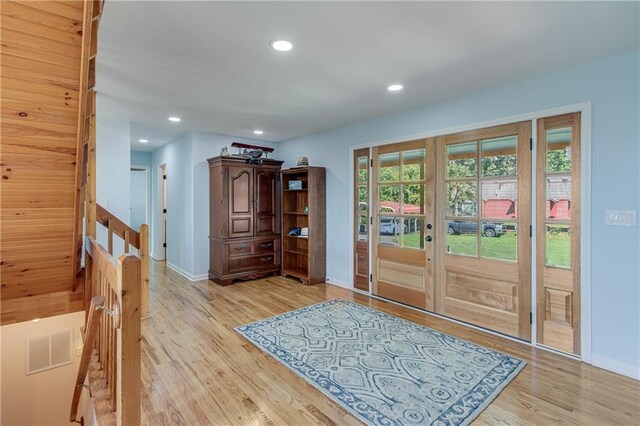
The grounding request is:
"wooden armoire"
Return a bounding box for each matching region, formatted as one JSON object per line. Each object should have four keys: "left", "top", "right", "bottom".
{"left": 208, "top": 156, "right": 284, "bottom": 285}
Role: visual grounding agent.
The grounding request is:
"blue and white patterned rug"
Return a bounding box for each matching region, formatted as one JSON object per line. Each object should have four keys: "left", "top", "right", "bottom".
{"left": 236, "top": 299, "right": 525, "bottom": 426}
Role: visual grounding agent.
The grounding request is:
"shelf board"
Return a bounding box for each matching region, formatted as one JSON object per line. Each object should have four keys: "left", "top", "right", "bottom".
{"left": 283, "top": 235, "right": 309, "bottom": 239}
{"left": 283, "top": 248, "right": 309, "bottom": 256}
{"left": 283, "top": 189, "right": 308, "bottom": 192}
{"left": 283, "top": 211, "right": 308, "bottom": 215}
{"left": 283, "top": 267, "right": 309, "bottom": 279}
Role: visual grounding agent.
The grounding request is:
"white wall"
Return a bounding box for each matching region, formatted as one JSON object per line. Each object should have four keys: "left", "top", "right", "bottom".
{"left": 96, "top": 100, "right": 132, "bottom": 257}
{"left": 277, "top": 50, "right": 640, "bottom": 377}
{"left": 149, "top": 132, "right": 278, "bottom": 279}
{"left": 1, "top": 312, "right": 85, "bottom": 426}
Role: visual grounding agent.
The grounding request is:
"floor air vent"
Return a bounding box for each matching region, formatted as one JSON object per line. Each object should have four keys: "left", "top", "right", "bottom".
{"left": 26, "top": 330, "right": 73, "bottom": 375}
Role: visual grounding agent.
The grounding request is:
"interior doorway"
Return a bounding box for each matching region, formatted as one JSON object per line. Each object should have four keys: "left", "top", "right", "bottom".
{"left": 130, "top": 166, "right": 149, "bottom": 231}
{"left": 158, "top": 164, "right": 167, "bottom": 260}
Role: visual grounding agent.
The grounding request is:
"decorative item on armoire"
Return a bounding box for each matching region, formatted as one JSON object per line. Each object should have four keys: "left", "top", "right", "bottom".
{"left": 207, "top": 155, "right": 284, "bottom": 285}
{"left": 297, "top": 156, "right": 309, "bottom": 167}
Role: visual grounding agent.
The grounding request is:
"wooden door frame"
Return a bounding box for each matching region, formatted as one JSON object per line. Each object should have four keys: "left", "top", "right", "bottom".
{"left": 348, "top": 101, "right": 592, "bottom": 364}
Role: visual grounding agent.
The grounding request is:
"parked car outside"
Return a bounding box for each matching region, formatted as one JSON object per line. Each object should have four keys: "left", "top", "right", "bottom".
{"left": 447, "top": 221, "right": 505, "bottom": 237}
{"left": 379, "top": 217, "right": 407, "bottom": 235}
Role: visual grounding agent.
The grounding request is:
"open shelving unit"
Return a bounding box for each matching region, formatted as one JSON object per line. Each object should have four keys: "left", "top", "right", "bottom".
{"left": 281, "top": 167, "right": 326, "bottom": 285}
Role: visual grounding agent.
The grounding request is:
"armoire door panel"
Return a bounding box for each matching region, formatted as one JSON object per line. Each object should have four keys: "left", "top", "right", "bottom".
{"left": 255, "top": 169, "right": 277, "bottom": 235}
{"left": 228, "top": 166, "right": 253, "bottom": 238}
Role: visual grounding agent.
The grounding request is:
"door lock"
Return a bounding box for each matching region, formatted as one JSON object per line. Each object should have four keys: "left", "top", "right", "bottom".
{"left": 426, "top": 223, "right": 433, "bottom": 230}
{"left": 425, "top": 236, "right": 433, "bottom": 242}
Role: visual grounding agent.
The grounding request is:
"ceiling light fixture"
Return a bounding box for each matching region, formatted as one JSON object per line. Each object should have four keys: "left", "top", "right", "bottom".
{"left": 168, "top": 116, "right": 181, "bottom": 122}
{"left": 271, "top": 40, "right": 293, "bottom": 52}
{"left": 253, "top": 130, "right": 264, "bottom": 135}
{"left": 387, "top": 84, "right": 404, "bottom": 92}
{"left": 138, "top": 139, "right": 148, "bottom": 143}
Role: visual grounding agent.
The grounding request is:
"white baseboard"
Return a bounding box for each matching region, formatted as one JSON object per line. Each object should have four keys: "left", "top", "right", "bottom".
{"left": 166, "top": 262, "right": 208, "bottom": 282}
{"left": 590, "top": 354, "right": 640, "bottom": 380}
{"left": 150, "top": 253, "right": 163, "bottom": 261}
{"left": 325, "top": 277, "right": 351, "bottom": 289}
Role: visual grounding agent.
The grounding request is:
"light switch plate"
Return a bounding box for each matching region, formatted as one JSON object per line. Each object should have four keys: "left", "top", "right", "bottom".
{"left": 605, "top": 210, "right": 636, "bottom": 226}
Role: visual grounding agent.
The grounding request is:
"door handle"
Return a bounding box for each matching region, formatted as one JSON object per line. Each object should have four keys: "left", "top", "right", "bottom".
{"left": 426, "top": 223, "right": 433, "bottom": 230}
{"left": 425, "top": 236, "right": 433, "bottom": 242}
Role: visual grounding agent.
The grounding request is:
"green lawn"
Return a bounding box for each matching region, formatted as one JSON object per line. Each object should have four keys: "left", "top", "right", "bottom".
{"left": 396, "top": 230, "right": 571, "bottom": 267}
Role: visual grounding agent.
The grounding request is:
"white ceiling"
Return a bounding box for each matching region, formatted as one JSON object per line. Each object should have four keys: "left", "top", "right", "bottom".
{"left": 96, "top": 1, "right": 639, "bottom": 152}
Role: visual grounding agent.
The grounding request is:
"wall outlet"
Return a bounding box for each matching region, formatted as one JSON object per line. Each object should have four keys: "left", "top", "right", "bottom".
{"left": 605, "top": 210, "right": 636, "bottom": 226}
{"left": 76, "top": 345, "right": 83, "bottom": 357}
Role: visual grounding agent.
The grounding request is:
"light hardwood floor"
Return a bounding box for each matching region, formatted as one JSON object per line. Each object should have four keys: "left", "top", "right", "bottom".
{"left": 142, "top": 261, "right": 639, "bottom": 425}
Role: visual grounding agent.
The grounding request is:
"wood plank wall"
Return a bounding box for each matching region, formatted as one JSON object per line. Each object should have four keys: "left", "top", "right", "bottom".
{"left": 1, "top": 0, "right": 88, "bottom": 324}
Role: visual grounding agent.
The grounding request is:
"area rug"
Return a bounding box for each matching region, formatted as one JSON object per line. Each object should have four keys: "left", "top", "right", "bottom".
{"left": 236, "top": 299, "right": 525, "bottom": 426}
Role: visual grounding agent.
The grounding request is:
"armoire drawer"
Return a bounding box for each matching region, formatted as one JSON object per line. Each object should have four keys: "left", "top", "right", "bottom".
{"left": 228, "top": 241, "right": 252, "bottom": 256}
{"left": 253, "top": 239, "right": 276, "bottom": 253}
{"left": 228, "top": 253, "right": 276, "bottom": 272}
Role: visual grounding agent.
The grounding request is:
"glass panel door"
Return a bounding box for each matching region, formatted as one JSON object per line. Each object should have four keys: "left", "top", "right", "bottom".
{"left": 372, "top": 139, "right": 435, "bottom": 310}
{"left": 353, "top": 148, "right": 370, "bottom": 291}
{"left": 436, "top": 122, "right": 532, "bottom": 340}
{"left": 536, "top": 113, "right": 581, "bottom": 355}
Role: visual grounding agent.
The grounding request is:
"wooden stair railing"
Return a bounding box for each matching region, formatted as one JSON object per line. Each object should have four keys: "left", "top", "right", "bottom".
{"left": 70, "top": 295, "right": 105, "bottom": 422}
{"left": 95, "top": 204, "right": 150, "bottom": 319}
{"left": 73, "top": 0, "right": 105, "bottom": 292}
{"left": 71, "top": 237, "right": 142, "bottom": 425}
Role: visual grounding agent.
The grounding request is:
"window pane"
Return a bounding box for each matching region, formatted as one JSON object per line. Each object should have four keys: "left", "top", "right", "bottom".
{"left": 446, "top": 220, "right": 477, "bottom": 256}
{"left": 402, "top": 184, "right": 424, "bottom": 215}
{"left": 546, "top": 127, "right": 572, "bottom": 173}
{"left": 357, "top": 215, "right": 368, "bottom": 242}
{"left": 546, "top": 175, "right": 572, "bottom": 220}
{"left": 447, "top": 182, "right": 477, "bottom": 217}
{"left": 402, "top": 217, "right": 424, "bottom": 250}
{"left": 379, "top": 152, "right": 400, "bottom": 182}
{"left": 379, "top": 185, "right": 400, "bottom": 214}
{"left": 447, "top": 141, "right": 477, "bottom": 178}
{"left": 358, "top": 186, "right": 368, "bottom": 212}
{"left": 481, "top": 136, "right": 517, "bottom": 177}
{"left": 546, "top": 224, "right": 571, "bottom": 268}
{"left": 402, "top": 149, "right": 425, "bottom": 181}
{"left": 378, "top": 217, "right": 400, "bottom": 246}
{"left": 481, "top": 222, "right": 516, "bottom": 262}
{"left": 357, "top": 156, "right": 368, "bottom": 182}
{"left": 481, "top": 179, "right": 517, "bottom": 219}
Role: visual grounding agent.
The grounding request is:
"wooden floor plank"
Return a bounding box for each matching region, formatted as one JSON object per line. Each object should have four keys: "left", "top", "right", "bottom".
{"left": 139, "top": 260, "right": 640, "bottom": 425}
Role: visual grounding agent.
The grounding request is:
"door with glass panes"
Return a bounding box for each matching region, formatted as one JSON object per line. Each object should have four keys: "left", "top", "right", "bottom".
{"left": 372, "top": 139, "right": 436, "bottom": 310}
{"left": 435, "top": 122, "right": 532, "bottom": 340}
{"left": 536, "top": 113, "right": 581, "bottom": 354}
{"left": 354, "top": 148, "right": 370, "bottom": 291}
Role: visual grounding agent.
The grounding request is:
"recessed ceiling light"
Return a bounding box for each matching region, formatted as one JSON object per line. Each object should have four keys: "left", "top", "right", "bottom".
{"left": 387, "top": 84, "right": 404, "bottom": 92}
{"left": 138, "top": 139, "right": 148, "bottom": 143}
{"left": 253, "top": 130, "right": 264, "bottom": 135}
{"left": 271, "top": 40, "right": 293, "bottom": 52}
{"left": 168, "top": 116, "right": 181, "bottom": 122}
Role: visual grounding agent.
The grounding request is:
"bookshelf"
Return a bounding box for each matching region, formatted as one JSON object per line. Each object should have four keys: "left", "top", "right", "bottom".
{"left": 281, "top": 167, "right": 326, "bottom": 284}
